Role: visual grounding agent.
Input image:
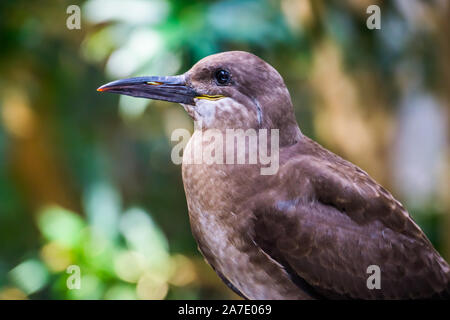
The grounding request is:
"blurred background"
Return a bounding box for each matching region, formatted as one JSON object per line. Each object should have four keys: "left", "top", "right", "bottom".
{"left": 0, "top": 0, "right": 449, "bottom": 300}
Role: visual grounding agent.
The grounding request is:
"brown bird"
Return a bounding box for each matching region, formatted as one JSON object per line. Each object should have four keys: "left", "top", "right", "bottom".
{"left": 98, "top": 51, "right": 450, "bottom": 299}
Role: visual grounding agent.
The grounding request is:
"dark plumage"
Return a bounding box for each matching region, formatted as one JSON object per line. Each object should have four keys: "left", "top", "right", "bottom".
{"left": 98, "top": 51, "right": 450, "bottom": 299}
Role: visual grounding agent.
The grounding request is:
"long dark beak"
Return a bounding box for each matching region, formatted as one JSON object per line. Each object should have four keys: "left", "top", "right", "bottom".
{"left": 97, "top": 75, "right": 197, "bottom": 105}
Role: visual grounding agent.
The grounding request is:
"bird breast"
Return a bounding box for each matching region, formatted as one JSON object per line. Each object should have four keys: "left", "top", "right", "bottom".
{"left": 180, "top": 131, "right": 309, "bottom": 299}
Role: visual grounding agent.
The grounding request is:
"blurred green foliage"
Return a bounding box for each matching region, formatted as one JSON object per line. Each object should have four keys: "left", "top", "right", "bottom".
{"left": 0, "top": 0, "right": 449, "bottom": 299}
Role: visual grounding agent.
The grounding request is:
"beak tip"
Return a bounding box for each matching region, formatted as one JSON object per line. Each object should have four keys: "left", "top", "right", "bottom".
{"left": 97, "top": 86, "right": 105, "bottom": 92}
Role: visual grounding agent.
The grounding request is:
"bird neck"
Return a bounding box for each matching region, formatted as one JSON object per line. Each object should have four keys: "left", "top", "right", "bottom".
{"left": 276, "top": 120, "right": 303, "bottom": 147}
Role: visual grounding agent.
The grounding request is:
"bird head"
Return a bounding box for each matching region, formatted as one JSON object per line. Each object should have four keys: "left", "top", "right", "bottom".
{"left": 98, "top": 51, "right": 301, "bottom": 144}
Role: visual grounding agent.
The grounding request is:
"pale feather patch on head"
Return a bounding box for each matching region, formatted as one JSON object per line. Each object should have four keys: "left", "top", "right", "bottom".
{"left": 193, "top": 98, "right": 218, "bottom": 127}
{"left": 193, "top": 97, "right": 254, "bottom": 128}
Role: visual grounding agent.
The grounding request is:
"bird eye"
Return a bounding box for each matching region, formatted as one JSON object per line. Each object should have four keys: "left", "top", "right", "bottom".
{"left": 214, "top": 69, "right": 231, "bottom": 85}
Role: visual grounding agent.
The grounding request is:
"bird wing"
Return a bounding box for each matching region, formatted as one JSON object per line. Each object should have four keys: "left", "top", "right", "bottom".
{"left": 251, "top": 140, "right": 450, "bottom": 299}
